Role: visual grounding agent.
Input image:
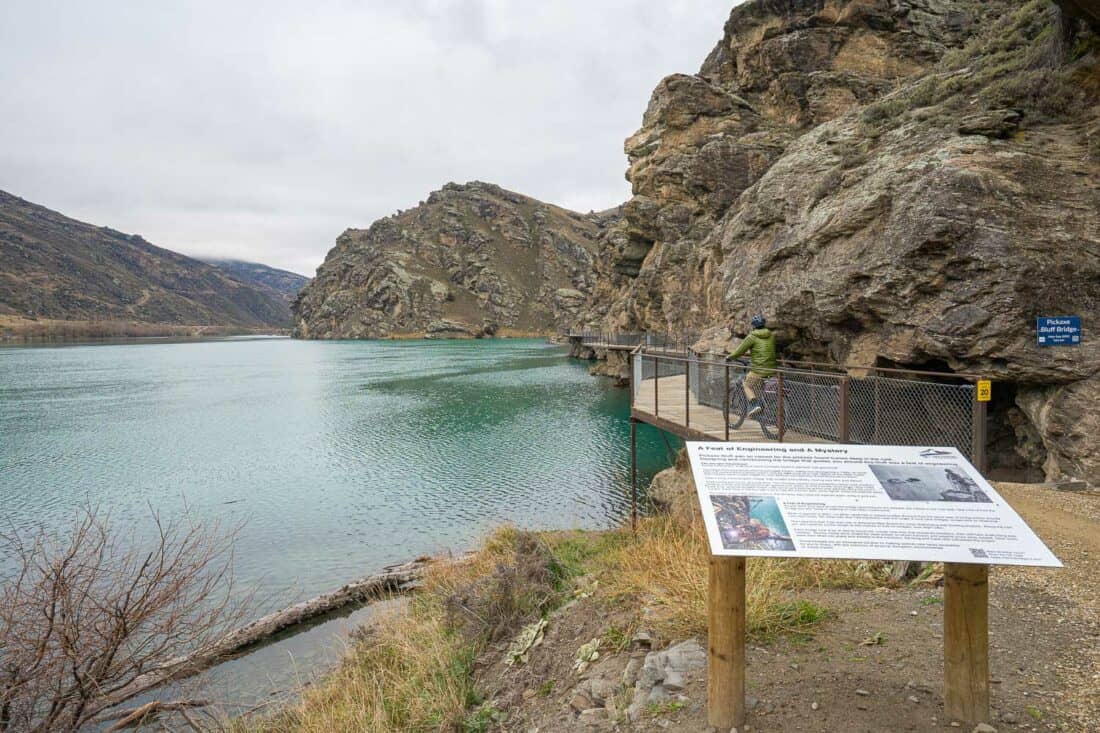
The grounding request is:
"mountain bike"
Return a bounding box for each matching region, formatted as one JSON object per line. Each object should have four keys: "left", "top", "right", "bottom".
{"left": 726, "top": 362, "right": 787, "bottom": 440}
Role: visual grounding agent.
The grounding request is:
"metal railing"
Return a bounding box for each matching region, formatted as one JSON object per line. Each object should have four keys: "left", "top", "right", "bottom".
{"left": 644, "top": 331, "right": 699, "bottom": 355}
{"left": 630, "top": 350, "right": 986, "bottom": 469}
{"left": 571, "top": 331, "right": 645, "bottom": 348}
{"left": 567, "top": 330, "right": 698, "bottom": 353}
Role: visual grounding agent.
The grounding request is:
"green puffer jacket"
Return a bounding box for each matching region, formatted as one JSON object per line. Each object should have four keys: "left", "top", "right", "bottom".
{"left": 728, "top": 328, "right": 777, "bottom": 376}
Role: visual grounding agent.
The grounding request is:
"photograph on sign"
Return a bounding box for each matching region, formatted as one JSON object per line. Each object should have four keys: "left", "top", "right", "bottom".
{"left": 869, "top": 465, "right": 992, "bottom": 503}
{"left": 711, "top": 495, "right": 795, "bottom": 552}
{"left": 687, "top": 443, "right": 1062, "bottom": 567}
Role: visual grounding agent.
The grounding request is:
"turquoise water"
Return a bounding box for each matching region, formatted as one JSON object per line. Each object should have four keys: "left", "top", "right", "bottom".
{"left": 749, "top": 496, "right": 788, "bottom": 536}
{"left": 0, "top": 337, "right": 672, "bottom": 704}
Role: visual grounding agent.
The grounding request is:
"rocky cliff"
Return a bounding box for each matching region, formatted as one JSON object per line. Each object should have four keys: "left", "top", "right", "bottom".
{"left": 0, "top": 190, "right": 293, "bottom": 330}
{"left": 581, "top": 0, "right": 1099, "bottom": 484}
{"left": 293, "top": 182, "right": 606, "bottom": 339}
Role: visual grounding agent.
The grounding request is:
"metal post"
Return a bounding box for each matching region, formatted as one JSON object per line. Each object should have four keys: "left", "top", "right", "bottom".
{"left": 630, "top": 418, "right": 638, "bottom": 533}
{"left": 873, "top": 377, "right": 881, "bottom": 443}
{"left": 629, "top": 352, "right": 634, "bottom": 408}
{"left": 685, "top": 357, "right": 691, "bottom": 429}
{"left": 777, "top": 371, "right": 785, "bottom": 442}
{"left": 971, "top": 391, "right": 988, "bottom": 474}
{"left": 839, "top": 377, "right": 850, "bottom": 443}
{"left": 654, "top": 356, "right": 660, "bottom": 417}
{"left": 724, "top": 364, "right": 731, "bottom": 442}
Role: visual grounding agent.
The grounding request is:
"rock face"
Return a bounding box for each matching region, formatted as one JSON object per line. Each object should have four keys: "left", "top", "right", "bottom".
{"left": 580, "top": 0, "right": 1100, "bottom": 485}
{"left": 0, "top": 190, "right": 292, "bottom": 329}
{"left": 293, "top": 182, "right": 606, "bottom": 339}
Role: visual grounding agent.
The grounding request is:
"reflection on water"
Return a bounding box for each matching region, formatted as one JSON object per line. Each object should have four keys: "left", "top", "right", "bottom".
{"left": 0, "top": 337, "right": 673, "bottom": 704}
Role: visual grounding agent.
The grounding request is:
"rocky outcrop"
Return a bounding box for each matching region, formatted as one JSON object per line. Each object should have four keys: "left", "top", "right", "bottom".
{"left": 579, "top": 0, "right": 1100, "bottom": 485}
{"left": 0, "top": 190, "right": 292, "bottom": 329}
{"left": 293, "top": 182, "right": 606, "bottom": 339}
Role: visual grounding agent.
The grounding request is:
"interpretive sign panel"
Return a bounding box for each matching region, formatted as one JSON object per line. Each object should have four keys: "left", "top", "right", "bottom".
{"left": 1037, "top": 316, "right": 1080, "bottom": 346}
{"left": 687, "top": 443, "right": 1061, "bottom": 567}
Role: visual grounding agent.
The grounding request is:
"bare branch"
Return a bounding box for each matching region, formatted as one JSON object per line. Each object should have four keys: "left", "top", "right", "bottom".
{"left": 0, "top": 507, "right": 242, "bottom": 732}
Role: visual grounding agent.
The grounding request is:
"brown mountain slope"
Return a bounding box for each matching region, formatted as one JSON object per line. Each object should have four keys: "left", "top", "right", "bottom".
{"left": 293, "top": 182, "right": 608, "bottom": 339}
{"left": 201, "top": 258, "right": 310, "bottom": 303}
{"left": 0, "top": 190, "right": 292, "bottom": 330}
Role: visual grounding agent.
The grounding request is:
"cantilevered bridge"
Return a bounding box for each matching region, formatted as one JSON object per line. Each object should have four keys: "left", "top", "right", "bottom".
{"left": 569, "top": 335, "right": 990, "bottom": 527}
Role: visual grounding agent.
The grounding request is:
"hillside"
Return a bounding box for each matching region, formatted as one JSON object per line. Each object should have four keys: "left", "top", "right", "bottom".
{"left": 579, "top": 0, "right": 1100, "bottom": 486}
{"left": 0, "top": 190, "right": 292, "bottom": 333}
{"left": 202, "top": 258, "right": 310, "bottom": 302}
{"left": 293, "top": 182, "right": 608, "bottom": 339}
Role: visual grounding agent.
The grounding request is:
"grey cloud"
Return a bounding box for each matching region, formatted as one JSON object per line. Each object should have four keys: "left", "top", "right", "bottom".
{"left": 0, "top": 0, "right": 737, "bottom": 276}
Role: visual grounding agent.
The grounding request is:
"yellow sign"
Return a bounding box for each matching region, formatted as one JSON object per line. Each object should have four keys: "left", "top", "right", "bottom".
{"left": 977, "top": 380, "right": 992, "bottom": 402}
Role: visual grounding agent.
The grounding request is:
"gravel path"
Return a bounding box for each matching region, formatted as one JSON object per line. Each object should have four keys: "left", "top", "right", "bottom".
{"left": 484, "top": 482, "right": 1100, "bottom": 732}
{"left": 992, "top": 483, "right": 1100, "bottom": 733}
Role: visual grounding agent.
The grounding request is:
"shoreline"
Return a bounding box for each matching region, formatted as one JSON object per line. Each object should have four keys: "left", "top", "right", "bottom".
{"left": 228, "top": 480, "right": 1097, "bottom": 733}
{"left": 0, "top": 315, "right": 290, "bottom": 344}
{"left": 292, "top": 329, "right": 561, "bottom": 342}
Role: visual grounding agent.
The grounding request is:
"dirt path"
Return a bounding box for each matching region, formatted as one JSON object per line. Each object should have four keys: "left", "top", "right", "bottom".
{"left": 480, "top": 483, "right": 1099, "bottom": 732}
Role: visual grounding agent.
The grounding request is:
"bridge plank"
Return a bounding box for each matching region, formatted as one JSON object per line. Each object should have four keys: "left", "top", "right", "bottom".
{"left": 632, "top": 374, "right": 827, "bottom": 444}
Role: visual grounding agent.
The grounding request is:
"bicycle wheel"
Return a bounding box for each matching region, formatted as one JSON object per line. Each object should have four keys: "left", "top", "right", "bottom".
{"left": 728, "top": 386, "right": 748, "bottom": 430}
{"left": 758, "top": 399, "right": 778, "bottom": 440}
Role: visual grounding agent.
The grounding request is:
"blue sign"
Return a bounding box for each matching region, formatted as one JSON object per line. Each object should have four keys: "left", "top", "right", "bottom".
{"left": 1037, "top": 316, "right": 1081, "bottom": 346}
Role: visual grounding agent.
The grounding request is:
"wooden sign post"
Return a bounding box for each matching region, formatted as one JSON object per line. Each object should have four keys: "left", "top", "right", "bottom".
{"left": 706, "top": 559, "right": 993, "bottom": 727}
{"left": 690, "top": 442, "right": 1060, "bottom": 730}
{"left": 944, "top": 563, "right": 990, "bottom": 724}
{"left": 707, "top": 556, "right": 746, "bottom": 730}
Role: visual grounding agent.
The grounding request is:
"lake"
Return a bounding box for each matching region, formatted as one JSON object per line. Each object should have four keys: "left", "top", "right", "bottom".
{"left": 0, "top": 336, "right": 672, "bottom": 707}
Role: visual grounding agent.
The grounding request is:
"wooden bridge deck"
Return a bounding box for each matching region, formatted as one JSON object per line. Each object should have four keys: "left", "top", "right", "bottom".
{"left": 583, "top": 341, "right": 636, "bottom": 351}
{"left": 631, "top": 374, "right": 828, "bottom": 443}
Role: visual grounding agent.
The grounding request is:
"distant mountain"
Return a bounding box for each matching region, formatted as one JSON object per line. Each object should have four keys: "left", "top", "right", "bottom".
{"left": 201, "top": 258, "right": 310, "bottom": 302}
{"left": 293, "top": 181, "right": 604, "bottom": 339}
{"left": 0, "top": 190, "right": 292, "bottom": 331}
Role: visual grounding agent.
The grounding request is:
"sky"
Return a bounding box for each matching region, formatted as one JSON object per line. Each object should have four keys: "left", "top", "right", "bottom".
{"left": 0, "top": 1, "right": 735, "bottom": 276}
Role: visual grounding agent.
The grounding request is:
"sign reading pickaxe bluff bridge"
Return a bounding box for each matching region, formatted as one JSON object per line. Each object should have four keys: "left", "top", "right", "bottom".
{"left": 686, "top": 442, "right": 1061, "bottom": 730}
{"left": 1036, "top": 315, "right": 1081, "bottom": 346}
{"left": 687, "top": 443, "right": 1061, "bottom": 567}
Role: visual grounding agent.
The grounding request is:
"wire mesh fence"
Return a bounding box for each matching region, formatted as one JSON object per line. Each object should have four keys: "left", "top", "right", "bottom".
{"left": 644, "top": 331, "right": 699, "bottom": 355}
{"left": 574, "top": 331, "right": 644, "bottom": 348}
{"left": 631, "top": 351, "right": 979, "bottom": 459}
{"left": 848, "top": 375, "right": 975, "bottom": 458}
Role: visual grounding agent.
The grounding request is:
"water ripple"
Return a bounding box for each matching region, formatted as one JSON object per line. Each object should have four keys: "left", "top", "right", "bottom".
{"left": 0, "top": 337, "right": 674, "bottom": 683}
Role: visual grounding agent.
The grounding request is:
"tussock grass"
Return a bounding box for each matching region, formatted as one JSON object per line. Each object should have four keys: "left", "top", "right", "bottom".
{"left": 250, "top": 606, "right": 472, "bottom": 732}
{"left": 243, "top": 527, "right": 563, "bottom": 733}
{"left": 238, "top": 520, "right": 892, "bottom": 731}
{"left": 594, "top": 516, "right": 890, "bottom": 640}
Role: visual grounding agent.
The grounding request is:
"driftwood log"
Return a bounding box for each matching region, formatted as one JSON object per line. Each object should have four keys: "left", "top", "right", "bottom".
{"left": 94, "top": 699, "right": 211, "bottom": 730}
{"left": 95, "top": 556, "right": 431, "bottom": 713}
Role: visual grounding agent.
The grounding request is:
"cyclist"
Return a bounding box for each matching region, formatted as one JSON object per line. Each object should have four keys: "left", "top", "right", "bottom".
{"left": 727, "top": 315, "right": 777, "bottom": 419}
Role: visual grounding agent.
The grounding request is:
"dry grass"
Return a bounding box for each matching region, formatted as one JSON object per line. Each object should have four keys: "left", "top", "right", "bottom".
{"left": 241, "top": 528, "right": 564, "bottom": 733}
{"left": 237, "top": 519, "right": 894, "bottom": 732}
{"left": 594, "top": 516, "right": 892, "bottom": 640}
{"left": 0, "top": 315, "right": 271, "bottom": 342}
{"left": 247, "top": 605, "right": 472, "bottom": 733}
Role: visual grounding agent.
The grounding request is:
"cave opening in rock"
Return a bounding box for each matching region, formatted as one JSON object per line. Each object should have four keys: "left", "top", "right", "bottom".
{"left": 866, "top": 357, "right": 1047, "bottom": 482}
{"left": 986, "top": 382, "right": 1049, "bottom": 484}
{"left": 866, "top": 356, "right": 1047, "bottom": 482}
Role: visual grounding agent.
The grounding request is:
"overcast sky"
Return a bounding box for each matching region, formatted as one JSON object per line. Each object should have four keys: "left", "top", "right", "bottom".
{"left": 0, "top": 1, "right": 735, "bottom": 276}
